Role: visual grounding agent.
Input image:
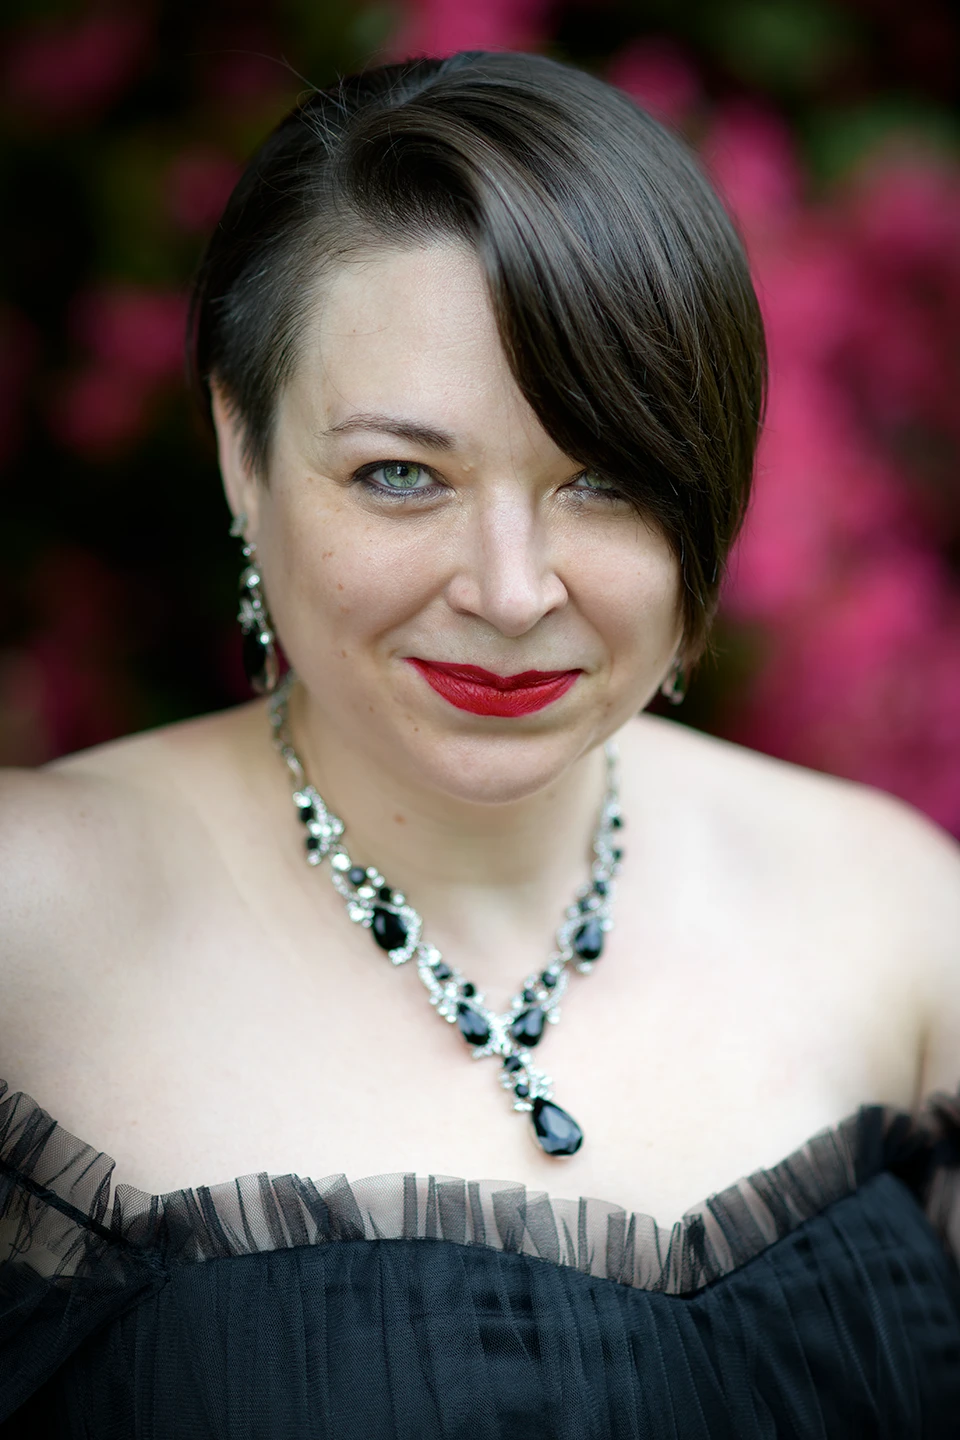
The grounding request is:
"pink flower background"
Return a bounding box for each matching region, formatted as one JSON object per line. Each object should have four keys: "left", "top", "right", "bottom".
{"left": 1, "top": 0, "right": 958, "bottom": 836}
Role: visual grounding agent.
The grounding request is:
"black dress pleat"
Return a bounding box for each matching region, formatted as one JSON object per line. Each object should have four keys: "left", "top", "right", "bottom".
{"left": 2, "top": 1078, "right": 959, "bottom": 1437}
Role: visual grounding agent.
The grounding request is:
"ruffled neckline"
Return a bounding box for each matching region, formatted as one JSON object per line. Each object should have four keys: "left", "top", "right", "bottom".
{"left": 1, "top": 1079, "right": 957, "bottom": 1296}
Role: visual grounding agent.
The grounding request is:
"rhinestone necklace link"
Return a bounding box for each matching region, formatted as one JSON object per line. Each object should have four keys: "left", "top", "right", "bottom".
{"left": 268, "top": 671, "right": 624, "bottom": 1156}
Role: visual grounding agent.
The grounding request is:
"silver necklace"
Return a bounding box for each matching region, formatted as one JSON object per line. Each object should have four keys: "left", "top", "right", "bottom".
{"left": 267, "top": 671, "right": 624, "bottom": 1157}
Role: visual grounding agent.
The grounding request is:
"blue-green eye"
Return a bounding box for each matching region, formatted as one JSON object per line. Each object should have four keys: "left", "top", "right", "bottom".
{"left": 377, "top": 462, "right": 430, "bottom": 490}
{"left": 573, "top": 470, "right": 621, "bottom": 498}
{"left": 352, "top": 460, "right": 445, "bottom": 504}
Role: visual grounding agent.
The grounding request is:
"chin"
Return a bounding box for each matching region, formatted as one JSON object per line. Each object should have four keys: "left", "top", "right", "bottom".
{"left": 399, "top": 726, "right": 593, "bottom": 807}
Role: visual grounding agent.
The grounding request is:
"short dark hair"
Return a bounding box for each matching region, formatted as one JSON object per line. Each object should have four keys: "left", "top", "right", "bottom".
{"left": 189, "top": 49, "right": 766, "bottom": 670}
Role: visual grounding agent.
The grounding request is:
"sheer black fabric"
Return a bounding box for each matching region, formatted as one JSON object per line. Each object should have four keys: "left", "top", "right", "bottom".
{"left": 2, "top": 1077, "right": 959, "bottom": 1437}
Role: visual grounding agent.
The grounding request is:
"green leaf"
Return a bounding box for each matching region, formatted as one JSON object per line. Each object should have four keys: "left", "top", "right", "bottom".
{"left": 705, "top": 0, "right": 860, "bottom": 92}
{"left": 803, "top": 98, "right": 960, "bottom": 185}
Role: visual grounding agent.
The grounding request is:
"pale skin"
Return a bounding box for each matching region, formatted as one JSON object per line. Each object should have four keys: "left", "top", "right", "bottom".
{"left": 1, "top": 243, "right": 958, "bottom": 1228}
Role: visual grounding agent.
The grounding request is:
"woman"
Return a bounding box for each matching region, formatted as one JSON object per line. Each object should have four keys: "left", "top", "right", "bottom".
{"left": 1, "top": 49, "right": 959, "bottom": 1437}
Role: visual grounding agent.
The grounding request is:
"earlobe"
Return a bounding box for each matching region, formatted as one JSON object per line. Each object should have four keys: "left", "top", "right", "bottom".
{"left": 211, "top": 380, "right": 261, "bottom": 537}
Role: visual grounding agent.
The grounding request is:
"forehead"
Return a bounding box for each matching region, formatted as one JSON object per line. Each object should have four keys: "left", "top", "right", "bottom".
{"left": 290, "top": 243, "right": 536, "bottom": 438}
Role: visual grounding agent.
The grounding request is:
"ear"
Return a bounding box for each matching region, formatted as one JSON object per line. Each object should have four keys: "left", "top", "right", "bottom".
{"left": 211, "top": 380, "right": 262, "bottom": 538}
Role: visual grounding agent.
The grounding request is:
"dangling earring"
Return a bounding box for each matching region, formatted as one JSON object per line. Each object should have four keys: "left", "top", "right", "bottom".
{"left": 660, "top": 657, "right": 687, "bottom": 706}
{"left": 230, "top": 512, "right": 280, "bottom": 695}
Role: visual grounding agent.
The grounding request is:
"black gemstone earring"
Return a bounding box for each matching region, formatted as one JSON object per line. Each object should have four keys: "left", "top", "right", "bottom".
{"left": 660, "top": 658, "right": 687, "bottom": 706}
{"left": 230, "top": 512, "right": 279, "bottom": 695}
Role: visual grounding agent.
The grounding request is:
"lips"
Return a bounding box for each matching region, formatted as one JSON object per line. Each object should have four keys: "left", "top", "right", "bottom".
{"left": 404, "top": 659, "right": 581, "bottom": 717}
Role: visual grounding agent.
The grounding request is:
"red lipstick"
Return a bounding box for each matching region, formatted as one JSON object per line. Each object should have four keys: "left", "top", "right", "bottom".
{"left": 404, "top": 659, "right": 581, "bottom": 717}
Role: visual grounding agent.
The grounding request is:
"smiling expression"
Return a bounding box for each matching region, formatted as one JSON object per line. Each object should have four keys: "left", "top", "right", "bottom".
{"left": 216, "top": 242, "right": 684, "bottom": 804}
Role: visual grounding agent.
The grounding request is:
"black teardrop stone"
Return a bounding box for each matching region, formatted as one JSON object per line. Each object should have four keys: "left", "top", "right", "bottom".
{"left": 573, "top": 918, "right": 604, "bottom": 961}
{"left": 509, "top": 1006, "right": 545, "bottom": 1047}
{"left": 348, "top": 867, "right": 367, "bottom": 886}
{"left": 456, "top": 1003, "right": 490, "bottom": 1046}
{"left": 532, "top": 1097, "right": 584, "bottom": 1156}
{"left": 371, "top": 907, "right": 408, "bottom": 952}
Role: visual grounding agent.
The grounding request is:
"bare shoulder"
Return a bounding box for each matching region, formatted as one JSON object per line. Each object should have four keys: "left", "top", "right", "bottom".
{"left": 0, "top": 701, "right": 264, "bottom": 957}
{"left": 634, "top": 710, "right": 960, "bottom": 894}
{"left": 0, "top": 760, "right": 135, "bottom": 947}
{"left": 632, "top": 711, "right": 960, "bottom": 1095}
{"left": 815, "top": 772, "right": 960, "bottom": 1104}
{"left": 0, "top": 757, "right": 151, "bottom": 1074}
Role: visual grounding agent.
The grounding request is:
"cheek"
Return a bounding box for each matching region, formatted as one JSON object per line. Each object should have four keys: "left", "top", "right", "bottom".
{"left": 572, "top": 531, "right": 682, "bottom": 658}
{"left": 265, "top": 503, "right": 435, "bottom": 657}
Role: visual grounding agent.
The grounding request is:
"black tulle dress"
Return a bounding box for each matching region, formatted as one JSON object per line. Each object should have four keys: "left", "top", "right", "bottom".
{"left": 2, "top": 1075, "right": 960, "bottom": 1438}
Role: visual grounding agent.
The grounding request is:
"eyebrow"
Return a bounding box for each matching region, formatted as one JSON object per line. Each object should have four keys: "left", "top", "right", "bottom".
{"left": 320, "top": 413, "right": 456, "bottom": 451}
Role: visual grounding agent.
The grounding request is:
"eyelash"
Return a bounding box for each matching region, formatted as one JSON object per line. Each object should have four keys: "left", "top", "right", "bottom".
{"left": 351, "top": 461, "right": 625, "bottom": 505}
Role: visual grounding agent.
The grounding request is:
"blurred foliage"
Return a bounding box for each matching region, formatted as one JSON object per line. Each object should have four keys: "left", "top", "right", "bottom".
{"left": 0, "top": 0, "right": 397, "bottom": 752}
{"left": 1, "top": 0, "right": 959, "bottom": 834}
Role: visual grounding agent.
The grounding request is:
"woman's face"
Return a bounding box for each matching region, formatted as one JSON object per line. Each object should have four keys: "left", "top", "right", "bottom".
{"left": 219, "top": 242, "right": 684, "bottom": 805}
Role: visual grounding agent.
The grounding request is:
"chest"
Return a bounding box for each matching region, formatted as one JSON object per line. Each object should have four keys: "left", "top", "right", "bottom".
{"left": 12, "top": 841, "right": 923, "bottom": 1228}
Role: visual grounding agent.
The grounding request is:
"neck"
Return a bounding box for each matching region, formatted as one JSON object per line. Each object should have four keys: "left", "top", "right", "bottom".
{"left": 280, "top": 679, "right": 614, "bottom": 985}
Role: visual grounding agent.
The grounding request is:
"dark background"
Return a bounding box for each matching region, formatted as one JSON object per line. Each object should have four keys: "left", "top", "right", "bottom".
{"left": 2, "top": 0, "right": 959, "bottom": 836}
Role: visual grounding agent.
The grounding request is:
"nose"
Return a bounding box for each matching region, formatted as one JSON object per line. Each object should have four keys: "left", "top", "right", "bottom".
{"left": 443, "top": 485, "right": 568, "bottom": 638}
